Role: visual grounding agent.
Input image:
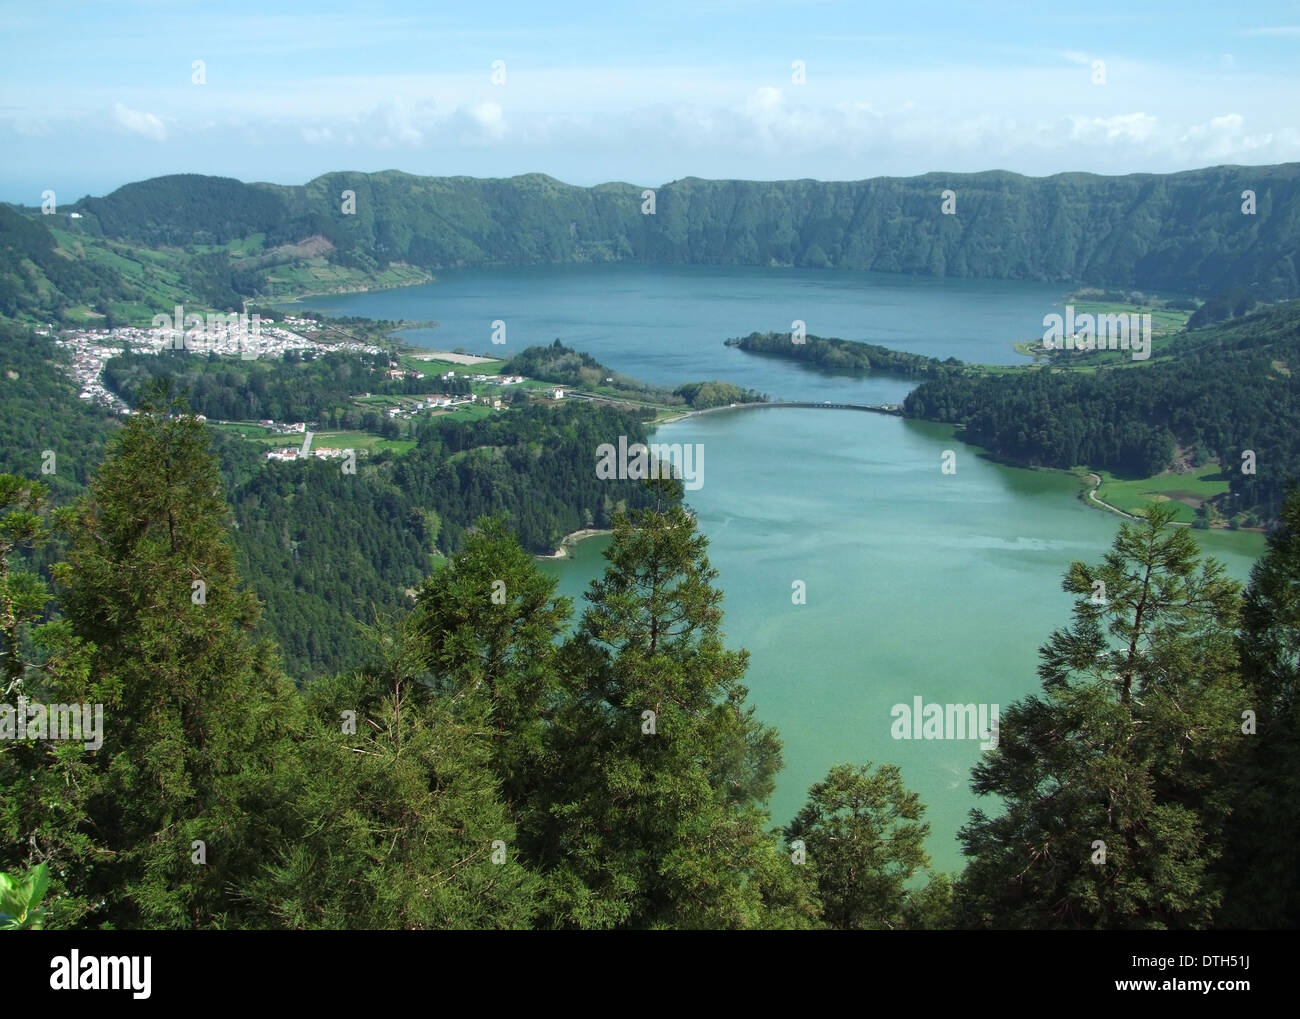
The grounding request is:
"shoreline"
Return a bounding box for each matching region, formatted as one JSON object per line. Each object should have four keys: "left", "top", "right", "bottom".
{"left": 1076, "top": 470, "right": 1266, "bottom": 535}
{"left": 267, "top": 271, "right": 434, "bottom": 306}
{"left": 908, "top": 424, "right": 1267, "bottom": 541}
{"left": 260, "top": 278, "right": 1273, "bottom": 548}
{"left": 536, "top": 528, "right": 613, "bottom": 560}
{"left": 1081, "top": 472, "right": 1141, "bottom": 520}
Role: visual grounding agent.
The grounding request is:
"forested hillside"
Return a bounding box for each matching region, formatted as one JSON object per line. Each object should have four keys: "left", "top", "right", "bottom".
{"left": 727, "top": 330, "right": 954, "bottom": 375}
{"left": 903, "top": 301, "right": 1300, "bottom": 520}
{"left": 20, "top": 162, "right": 1300, "bottom": 303}
{"left": 0, "top": 320, "right": 120, "bottom": 497}
{"left": 0, "top": 206, "right": 125, "bottom": 320}
{"left": 0, "top": 323, "right": 670, "bottom": 675}
{"left": 215, "top": 400, "right": 668, "bottom": 676}
{"left": 104, "top": 348, "right": 470, "bottom": 430}
{"left": 7, "top": 163, "right": 1298, "bottom": 331}
{"left": 5, "top": 403, "right": 1300, "bottom": 930}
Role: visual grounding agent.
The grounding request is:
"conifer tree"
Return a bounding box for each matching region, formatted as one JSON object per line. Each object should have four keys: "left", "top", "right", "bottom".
{"left": 786, "top": 763, "right": 929, "bottom": 929}
{"left": 0, "top": 475, "right": 102, "bottom": 928}
{"left": 411, "top": 515, "right": 570, "bottom": 824}
{"left": 956, "top": 504, "right": 1242, "bottom": 928}
{"left": 1220, "top": 487, "right": 1300, "bottom": 927}
{"left": 0, "top": 474, "right": 52, "bottom": 696}
{"left": 46, "top": 381, "right": 300, "bottom": 927}
{"left": 244, "top": 614, "right": 540, "bottom": 929}
{"left": 543, "top": 479, "right": 815, "bottom": 928}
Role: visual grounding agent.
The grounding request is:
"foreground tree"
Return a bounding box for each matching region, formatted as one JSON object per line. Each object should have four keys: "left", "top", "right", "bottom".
{"left": 0, "top": 475, "right": 51, "bottom": 695}
{"left": 41, "top": 384, "right": 300, "bottom": 927}
{"left": 411, "top": 515, "right": 570, "bottom": 832}
{"left": 0, "top": 475, "right": 101, "bottom": 927}
{"left": 786, "top": 763, "right": 930, "bottom": 929}
{"left": 244, "top": 615, "right": 540, "bottom": 928}
{"left": 542, "top": 480, "right": 817, "bottom": 928}
{"left": 956, "top": 503, "right": 1243, "bottom": 928}
{"left": 1220, "top": 487, "right": 1300, "bottom": 927}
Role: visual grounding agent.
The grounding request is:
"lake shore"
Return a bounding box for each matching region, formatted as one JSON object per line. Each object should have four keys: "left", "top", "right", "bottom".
{"left": 269, "top": 271, "right": 434, "bottom": 305}
{"left": 536, "top": 528, "right": 613, "bottom": 560}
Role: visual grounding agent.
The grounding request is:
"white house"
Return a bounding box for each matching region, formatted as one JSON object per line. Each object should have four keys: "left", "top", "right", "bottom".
{"left": 552, "top": 388, "right": 565, "bottom": 400}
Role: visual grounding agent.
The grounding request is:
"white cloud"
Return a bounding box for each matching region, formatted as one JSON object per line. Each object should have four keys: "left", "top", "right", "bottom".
{"left": 746, "top": 86, "right": 784, "bottom": 115}
{"left": 1175, "top": 113, "right": 1287, "bottom": 161}
{"left": 377, "top": 99, "right": 424, "bottom": 147}
{"left": 1067, "top": 112, "right": 1158, "bottom": 144}
{"left": 3, "top": 56, "right": 1292, "bottom": 188}
{"left": 471, "top": 102, "right": 506, "bottom": 140}
{"left": 111, "top": 102, "right": 166, "bottom": 141}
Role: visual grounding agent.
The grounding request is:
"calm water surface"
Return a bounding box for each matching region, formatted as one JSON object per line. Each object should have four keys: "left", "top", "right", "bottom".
{"left": 306, "top": 265, "right": 1265, "bottom": 871}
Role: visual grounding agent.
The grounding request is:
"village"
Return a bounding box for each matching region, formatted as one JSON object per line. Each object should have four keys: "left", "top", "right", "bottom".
{"left": 44, "top": 317, "right": 386, "bottom": 414}
{"left": 41, "top": 317, "right": 568, "bottom": 467}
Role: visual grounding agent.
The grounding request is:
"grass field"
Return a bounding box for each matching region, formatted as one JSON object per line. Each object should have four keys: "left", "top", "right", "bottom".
{"left": 404, "top": 356, "right": 509, "bottom": 374}
{"left": 1067, "top": 300, "right": 1191, "bottom": 338}
{"left": 208, "top": 421, "right": 415, "bottom": 455}
{"left": 311, "top": 430, "right": 415, "bottom": 454}
{"left": 209, "top": 422, "right": 277, "bottom": 439}
{"left": 209, "top": 423, "right": 307, "bottom": 448}
{"left": 1011, "top": 301, "right": 1195, "bottom": 365}
{"left": 261, "top": 259, "right": 430, "bottom": 297}
{"left": 1089, "top": 467, "right": 1228, "bottom": 523}
{"left": 438, "top": 403, "right": 494, "bottom": 422}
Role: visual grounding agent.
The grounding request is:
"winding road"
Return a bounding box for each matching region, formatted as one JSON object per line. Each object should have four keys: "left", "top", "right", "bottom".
{"left": 1083, "top": 473, "right": 1139, "bottom": 519}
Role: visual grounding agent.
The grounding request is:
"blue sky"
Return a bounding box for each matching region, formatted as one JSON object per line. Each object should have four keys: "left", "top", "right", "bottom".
{"left": 2, "top": 0, "right": 1298, "bottom": 202}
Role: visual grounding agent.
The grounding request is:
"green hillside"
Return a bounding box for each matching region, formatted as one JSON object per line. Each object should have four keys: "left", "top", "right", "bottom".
{"left": 53, "top": 162, "right": 1300, "bottom": 301}
{"left": 903, "top": 300, "right": 1300, "bottom": 522}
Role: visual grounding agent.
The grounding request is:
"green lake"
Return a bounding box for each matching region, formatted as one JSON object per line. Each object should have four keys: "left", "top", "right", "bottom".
{"left": 541, "top": 410, "right": 1262, "bottom": 872}
{"left": 310, "top": 264, "right": 1266, "bottom": 872}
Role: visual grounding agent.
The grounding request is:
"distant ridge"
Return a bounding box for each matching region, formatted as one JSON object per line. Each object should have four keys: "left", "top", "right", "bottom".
{"left": 59, "top": 163, "right": 1300, "bottom": 299}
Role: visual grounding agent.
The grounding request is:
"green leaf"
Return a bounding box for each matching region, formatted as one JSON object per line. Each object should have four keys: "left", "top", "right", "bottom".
{"left": 0, "top": 873, "right": 24, "bottom": 917}
{"left": 26, "top": 863, "right": 49, "bottom": 911}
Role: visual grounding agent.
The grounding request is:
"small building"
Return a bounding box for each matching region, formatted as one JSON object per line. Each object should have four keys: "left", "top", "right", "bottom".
{"left": 552, "top": 388, "right": 565, "bottom": 400}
